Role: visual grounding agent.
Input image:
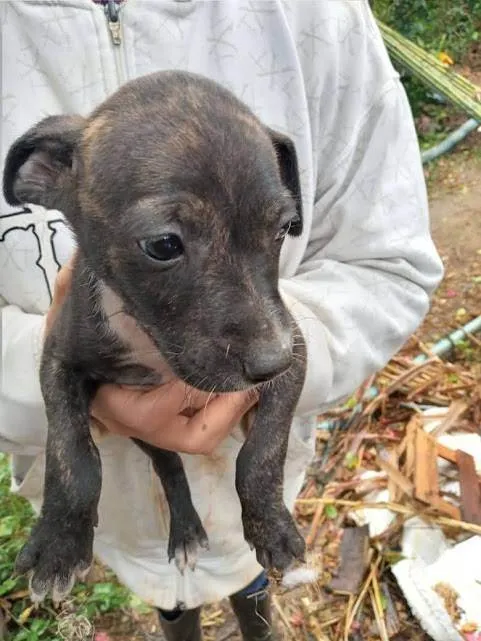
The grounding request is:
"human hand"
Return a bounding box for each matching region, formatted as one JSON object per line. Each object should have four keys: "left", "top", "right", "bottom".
{"left": 45, "top": 254, "right": 76, "bottom": 336}
{"left": 91, "top": 383, "right": 258, "bottom": 455}
{"left": 46, "top": 254, "right": 258, "bottom": 455}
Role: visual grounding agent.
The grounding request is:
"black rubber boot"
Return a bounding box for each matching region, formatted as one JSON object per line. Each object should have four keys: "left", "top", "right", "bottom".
{"left": 157, "top": 607, "right": 203, "bottom": 641}
{"left": 229, "top": 585, "right": 276, "bottom": 641}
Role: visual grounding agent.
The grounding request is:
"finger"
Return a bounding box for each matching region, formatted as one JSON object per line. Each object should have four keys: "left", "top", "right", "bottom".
{"left": 91, "top": 380, "right": 197, "bottom": 431}
{"left": 95, "top": 416, "right": 138, "bottom": 438}
{"left": 96, "top": 391, "right": 256, "bottom": 454}
{"left": 53, "top": 255, "right": 76, "bottom": 302}
{"left": 97, "top": 412, "right": 193, "bottom": 452}
{"left": 91, "top": 382, "right": 257, "bottom": 454}
{"left": 179, "top": 387, "right": 219, "bottom": 414}
{"left": 45, "top": 256, "right": 77, "bottom": 337}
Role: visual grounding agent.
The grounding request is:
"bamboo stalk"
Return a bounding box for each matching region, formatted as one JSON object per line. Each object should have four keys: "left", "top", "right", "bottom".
{"left": 370, "top": 586, "right": 389, "bottom": 641}
{"left": 272, "top": 595, "right": 295, "bottom": 638}
{"left": 377, "top": 19, "right": 481, "bottom": 121}
{"left": 344, "top": 552, "right": 381, "bottom": 633}
{"left": 296, "top": 497, "right": 481, "bottom": 536}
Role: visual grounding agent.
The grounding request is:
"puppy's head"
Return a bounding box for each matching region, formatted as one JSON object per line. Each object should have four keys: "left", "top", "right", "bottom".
{"left": 3, "top": 71, "right": 303, "bottom": 392}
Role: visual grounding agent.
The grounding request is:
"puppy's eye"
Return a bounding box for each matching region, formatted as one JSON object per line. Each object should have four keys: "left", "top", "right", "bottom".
{"left": 139, "top": 234, "right": 184, "bottom": 262}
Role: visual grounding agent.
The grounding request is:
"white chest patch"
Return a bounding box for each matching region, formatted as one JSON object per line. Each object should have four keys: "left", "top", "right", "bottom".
{"left": 99, "top": 283, "right": 175, "bottom": 381}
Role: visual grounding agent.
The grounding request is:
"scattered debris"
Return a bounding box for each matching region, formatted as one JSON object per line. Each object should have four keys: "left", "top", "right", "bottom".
{"left": 57, "top": 611, "right": 93, "bottom": 640}
{"left": 269, "top": 335, "right": 481, "bottom": 641}
{"left": 433, "top": 583, "right": 462, "bottom": 623}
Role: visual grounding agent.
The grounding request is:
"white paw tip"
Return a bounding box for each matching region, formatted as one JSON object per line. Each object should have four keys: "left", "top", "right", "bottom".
{"left": 52, "top": 573, "right": 76, "bottom": 604}
{"left": 29, "top": 586, "right": 48, "bottom": 604}
{"left": 281, "top": 567, "right": 319, "bottom": 589}
{"left": 175, "top": 549, "right": 187, "bottom": 574}
{"left": 76, "top": 562, "right": 92, "bottom": 581}
{"left": 175, "top": 543, "right": 200, "bottom": 574}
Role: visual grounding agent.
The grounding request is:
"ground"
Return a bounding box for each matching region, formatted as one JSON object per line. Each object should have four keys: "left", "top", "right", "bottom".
{"left": 418, "top": 141, "right": 481, "bottom": 342}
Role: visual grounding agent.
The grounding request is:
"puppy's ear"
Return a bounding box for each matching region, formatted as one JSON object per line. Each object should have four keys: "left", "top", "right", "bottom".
{"left": 266, "top": 127, "right": 303, "bottom": 236}
{"left": 3, "top": 115, "right": 85, "bottom": 209}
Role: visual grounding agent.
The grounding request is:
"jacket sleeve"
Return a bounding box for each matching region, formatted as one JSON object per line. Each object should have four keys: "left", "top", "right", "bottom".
{"left": 279, "top": 76, "right": 444, "bottom": 417}
{"left": 0, "top": 303, "right": 48, "bottom": 455}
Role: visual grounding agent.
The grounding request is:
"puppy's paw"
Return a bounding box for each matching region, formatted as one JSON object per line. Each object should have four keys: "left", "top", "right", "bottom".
{"left": 168, "top": 512, "right": 209, "bottom": 574}
{"left": 16, "top": 517, "right": 94, "bottom": 604}
{"left": 242, "top": 504, "right": 305, "bottom": 571}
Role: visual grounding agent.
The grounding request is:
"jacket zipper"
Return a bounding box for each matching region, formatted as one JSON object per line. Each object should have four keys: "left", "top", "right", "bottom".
{"left": 99, "top": 0, "right": 128, "bottom": 86}
{"left": 105, "top": 0, "right": 122, "bottom": 45}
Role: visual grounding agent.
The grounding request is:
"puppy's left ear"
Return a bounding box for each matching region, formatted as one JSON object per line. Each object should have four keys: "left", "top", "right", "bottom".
{"left": 266, "top": 127, "right": 303, "bottom": 236}
{"left": 3, "top": 115, "right": 85, "bottom": 210}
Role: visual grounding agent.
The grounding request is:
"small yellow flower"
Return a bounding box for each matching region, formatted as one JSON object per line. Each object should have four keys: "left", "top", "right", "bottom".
{"left": 438, "top": 51, "right": 454, "bottom": 65}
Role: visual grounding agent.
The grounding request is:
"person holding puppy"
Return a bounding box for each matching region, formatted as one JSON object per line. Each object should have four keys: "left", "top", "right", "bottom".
{"left": 1, "top": 2, "right": 443, "bottom": 640}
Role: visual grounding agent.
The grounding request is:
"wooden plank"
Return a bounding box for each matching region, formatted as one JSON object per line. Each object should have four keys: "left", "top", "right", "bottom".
{"left": 414, "top": 429, "right": 439, "bottom": 505}
{"left": 456, "top": 449, "right": 481, "bottom": 525}
{"left": 432, "top": 497, "right": 461, "bottom": 520}
{"left": 330, "top": 526, "right": 370, "bottom": 595}
{"left": 377, "top": 451, "right": 414, "bottom": 499}
{"left": 388, "top": 449, "right": 400, "bottom": 503}
{"left": 431, "top": 400, "right": 468, "bottom": 438}
{"left": 405, "top": 415, "right": 420, "bottom": 480}
{"left": 436, "top": 442, "right": 457, "bottom": 465}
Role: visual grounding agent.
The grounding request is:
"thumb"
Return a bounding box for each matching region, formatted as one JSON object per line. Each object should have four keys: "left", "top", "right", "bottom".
{"left": 53, "top": 255, "right": 75, "bottom": 302}
{"left": 45, "top": 254, "right": 77, "bottom": 337}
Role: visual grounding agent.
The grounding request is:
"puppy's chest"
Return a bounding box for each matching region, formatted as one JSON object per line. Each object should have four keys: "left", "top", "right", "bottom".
{"left": 95, "top": 285, "right": 170, "bottom": 388}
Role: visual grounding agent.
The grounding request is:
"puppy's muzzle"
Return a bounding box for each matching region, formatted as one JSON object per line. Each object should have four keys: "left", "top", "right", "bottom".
{"left": 242, "top": 335, "right": 293, "bottom": 383}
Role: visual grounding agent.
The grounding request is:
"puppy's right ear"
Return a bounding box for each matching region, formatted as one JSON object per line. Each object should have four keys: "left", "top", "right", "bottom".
{"left": 3, "top": 115, "right": 85, "bottom": 209}
{"left": 265, "top": 127, "right": 303, "bottom": 236}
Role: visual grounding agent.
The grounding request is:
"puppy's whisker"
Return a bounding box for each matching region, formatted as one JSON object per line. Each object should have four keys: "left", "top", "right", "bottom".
{"left": 291, "top": 355, "right": 307, "bottom": 364}
{"left": 106, "top": 310, "right": 126, "bottom": 320}
{"left": 182, "top": 385, "right": 194, "bottom": 408}
{"left": 203, "top": 386, "right": 217, "bottom": 412}
{"left": 220, "top": 375, "right": 234, "bottom": 391}
{"left": 183, "top": 373, "right": 210, "bottom": 392}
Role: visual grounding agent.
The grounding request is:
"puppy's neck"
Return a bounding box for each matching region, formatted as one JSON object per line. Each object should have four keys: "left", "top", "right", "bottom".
{"left": 98, "top": 282, "right": 174, "bottom": 380}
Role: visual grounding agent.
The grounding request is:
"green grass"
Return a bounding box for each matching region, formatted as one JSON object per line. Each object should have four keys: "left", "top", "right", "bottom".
{"left": 0, "top": 454, "right": 149, "bottom": 640}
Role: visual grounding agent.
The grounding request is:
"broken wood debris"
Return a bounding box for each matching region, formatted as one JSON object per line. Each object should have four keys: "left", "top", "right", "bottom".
{"left": 280, "top": 336, "right": 481, "bottom": 641}
{"left": 329, "top": 526, "right": 370, "bottom": 595}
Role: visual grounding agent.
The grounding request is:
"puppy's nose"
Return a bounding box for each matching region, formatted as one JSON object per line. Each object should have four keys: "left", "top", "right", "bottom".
{"left": 243, "top": 339, "right": 293, "bottom": 383}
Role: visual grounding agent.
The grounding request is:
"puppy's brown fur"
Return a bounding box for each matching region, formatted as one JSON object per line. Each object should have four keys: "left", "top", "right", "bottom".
{"left": 3, "top": 70, "right": 306, "bottom": 604}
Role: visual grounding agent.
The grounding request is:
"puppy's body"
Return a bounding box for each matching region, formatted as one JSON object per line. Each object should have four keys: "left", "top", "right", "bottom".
{"left": 3, "top": 71, "right": 307, "bottom": 602}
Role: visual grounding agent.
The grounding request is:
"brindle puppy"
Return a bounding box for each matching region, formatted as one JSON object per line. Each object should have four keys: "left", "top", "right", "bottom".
{"left": 3, "top": 70, "right": 306, "bottom": 603}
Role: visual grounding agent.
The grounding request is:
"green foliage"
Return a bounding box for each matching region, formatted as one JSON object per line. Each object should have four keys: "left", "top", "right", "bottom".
{"left": 324, "top": 504, "right": 338, "bottom": 520}
{"left": 373, "top": 0, "right": 481, "bottom": 58}
{"left": 373, "top": 0, "right": 481, "bottom": 120}
{"left": 0, "top": 454, "right": 143, "bottom": 640}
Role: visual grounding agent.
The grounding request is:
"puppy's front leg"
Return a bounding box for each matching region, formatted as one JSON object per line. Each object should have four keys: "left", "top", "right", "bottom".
{"left": 133, "top": 441, "right": 208, "bottom": 572}
{"left": 16, "top": 356, "right": 101, "bottom": 603}
{"left": 235, "top": 321, "right": 307, "bottom": 571}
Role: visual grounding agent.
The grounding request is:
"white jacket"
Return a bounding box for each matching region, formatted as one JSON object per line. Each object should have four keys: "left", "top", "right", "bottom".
{"left": 0, "top": 0, "right": 443, "bottom": 610}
